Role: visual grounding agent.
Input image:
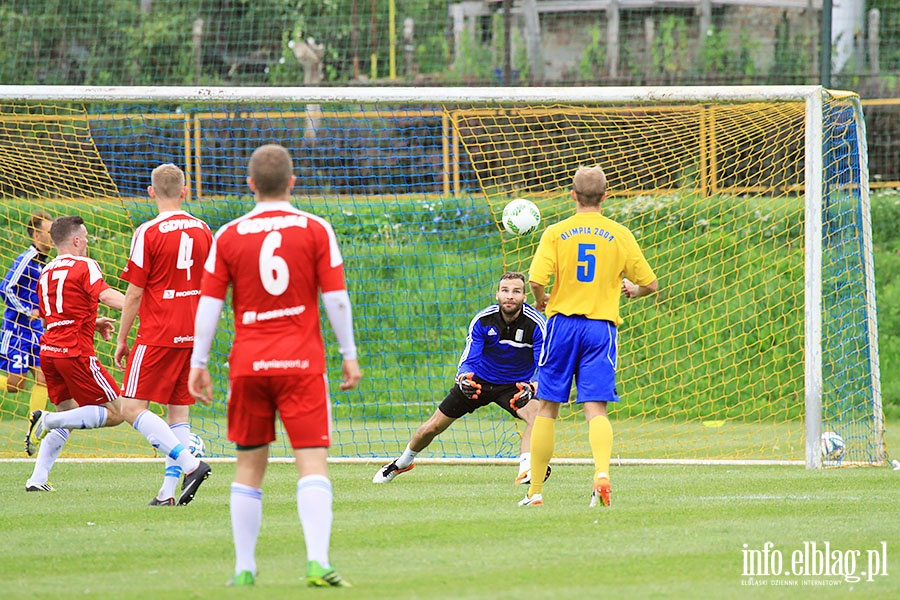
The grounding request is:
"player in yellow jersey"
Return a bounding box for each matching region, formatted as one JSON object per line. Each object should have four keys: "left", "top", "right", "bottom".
{"left": 519, "top": 166, "right": 658, "bottom": 507}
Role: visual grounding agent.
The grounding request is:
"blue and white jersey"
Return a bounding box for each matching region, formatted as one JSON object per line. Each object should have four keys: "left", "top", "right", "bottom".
{"left": 0, "top": 245, "right": 45, "bottom": 336}
{"left": 457, "top": 302, "right": 546, "bottom": 385}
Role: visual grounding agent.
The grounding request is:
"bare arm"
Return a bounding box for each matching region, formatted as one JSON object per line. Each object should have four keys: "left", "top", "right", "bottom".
{"left": 621, "top": 278, "right": 659, "bottom": 299}
{"left": 114, "top": 283, "right": 144, "bottom": 369}
{"left": 529, "top": 281, "right": 549, "bottom": 312}
{"left": 98, "top": 287, "right": 126, "bottom": 311}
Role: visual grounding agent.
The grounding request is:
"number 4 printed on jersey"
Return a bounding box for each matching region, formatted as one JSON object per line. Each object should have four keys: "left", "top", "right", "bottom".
{"left": 177, "top": 232, "right": 195, "bottom": 280}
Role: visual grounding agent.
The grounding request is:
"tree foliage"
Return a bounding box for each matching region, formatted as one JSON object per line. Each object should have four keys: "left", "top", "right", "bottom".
{"left": 871, "top": 0, "right": 900, "bottom": 71}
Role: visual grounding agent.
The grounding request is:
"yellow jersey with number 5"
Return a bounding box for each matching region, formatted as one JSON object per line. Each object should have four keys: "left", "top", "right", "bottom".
{"left": 528, "top": 212, "right": 656, "bottom": 323}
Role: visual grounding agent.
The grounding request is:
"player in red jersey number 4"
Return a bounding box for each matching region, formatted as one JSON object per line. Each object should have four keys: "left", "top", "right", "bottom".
{"left": 115, "top": 163, "right": 214, "bottom": 506}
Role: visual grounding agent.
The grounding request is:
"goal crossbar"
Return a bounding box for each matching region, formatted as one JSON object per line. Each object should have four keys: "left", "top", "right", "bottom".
{"left": 0, "top": 84, "right": 826, "bottom": 105}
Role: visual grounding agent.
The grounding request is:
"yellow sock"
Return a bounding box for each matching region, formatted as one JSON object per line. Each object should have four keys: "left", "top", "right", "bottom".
{"left": 527, "top": 416, "right": 556, "bottom": 497}
{"left": 589, "top": 414, "right": 613, "bottom": 481}
{"left": 29, "top": 382, "right": 48, "bottom": 414}
{"left": 0, "top": 374, "right": 7, "bottom": 392}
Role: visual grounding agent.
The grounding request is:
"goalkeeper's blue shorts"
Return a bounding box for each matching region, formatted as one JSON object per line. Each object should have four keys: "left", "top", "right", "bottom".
{"left": 536, "top": 314, "right": 619, "bottom": 404}
{"left": 0, "top": 326, "right": 41, "bottom": 375}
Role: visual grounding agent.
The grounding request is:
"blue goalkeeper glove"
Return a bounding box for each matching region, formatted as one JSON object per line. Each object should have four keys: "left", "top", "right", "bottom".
{"left": 456, "top": 372, "right": 482, "bottom": 400}
{"left": 510, "top": 381, "right": 536, "bottom": 411}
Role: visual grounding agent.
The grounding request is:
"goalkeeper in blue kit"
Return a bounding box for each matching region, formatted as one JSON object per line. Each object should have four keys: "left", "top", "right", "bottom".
{"left": 373, "top": 272, "right": 550, "bottom": 486}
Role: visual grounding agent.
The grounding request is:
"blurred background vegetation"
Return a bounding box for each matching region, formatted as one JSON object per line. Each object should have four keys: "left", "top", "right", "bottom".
{"left": 0, "top": 1, "right": 895, "bottom": 90}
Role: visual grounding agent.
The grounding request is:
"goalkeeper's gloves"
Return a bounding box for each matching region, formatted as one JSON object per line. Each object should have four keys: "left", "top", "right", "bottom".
{"left": 456, "top": 372, "right": 482, "bottom": 400}
{"left": 510, "top": 381, "right": 537, "bottom": 411}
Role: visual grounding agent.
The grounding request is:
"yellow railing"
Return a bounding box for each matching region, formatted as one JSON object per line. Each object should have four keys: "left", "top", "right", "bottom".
{"left": 5, "top": 99, "right": 896, "bottom": 198}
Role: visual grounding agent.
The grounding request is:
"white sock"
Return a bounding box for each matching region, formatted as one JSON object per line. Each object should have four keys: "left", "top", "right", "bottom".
{"left": 133, "top": 410, "right": 199, "bottom": 472}
{"left": 43, "top": 406, "right": 107, "bottom": 430}
{"left": 396, "top": 444, "right": 418, "bottom": 469}
{"left": 231, "top": 482, "right": 263, "bottom": 575}
{"left": 518, "top": 452, "right": 531, "bottom": 474}
{"left": 158, "top": 422, "right": 191, "bottom": 500}
{"left": 29, "top": 429, "right": 69, "bottom": 483}
{"left": 297, "top": 475, "right": 333, "bottom": 568}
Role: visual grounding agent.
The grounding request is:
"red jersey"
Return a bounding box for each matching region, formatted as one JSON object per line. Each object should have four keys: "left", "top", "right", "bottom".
{"left": 122, "top": 210, "right": 212, "bottom": 347}
{"left": 38, "top": 254, "right": 110, "bottom": 358}
{"left": 200, "top": 202, "right": 346, "bottom": 377}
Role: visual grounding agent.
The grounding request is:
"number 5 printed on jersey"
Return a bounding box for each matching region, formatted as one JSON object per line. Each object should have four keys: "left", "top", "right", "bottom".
{"left": 577, "top": 243, "right": 596, "bottom": 282}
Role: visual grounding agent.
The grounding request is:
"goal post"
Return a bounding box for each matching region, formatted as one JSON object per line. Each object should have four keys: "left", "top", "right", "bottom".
{"left": 0, "top": 85, "right": 885, "bottom": 468}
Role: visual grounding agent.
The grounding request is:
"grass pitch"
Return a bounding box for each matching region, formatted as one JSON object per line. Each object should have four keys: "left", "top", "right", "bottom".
{"left": 1, "top": 461, "right": 898, "bottom": 599}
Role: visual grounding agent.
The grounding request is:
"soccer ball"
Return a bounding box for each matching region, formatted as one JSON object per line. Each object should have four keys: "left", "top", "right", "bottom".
{"left": 820, "top": 431, "right": 844, "bottom": 461}
{"left": 502, "top": 199, "right": 541, "bottom": 236}
{"left": 188, "top": 433, "right": 206, "bottom": 458}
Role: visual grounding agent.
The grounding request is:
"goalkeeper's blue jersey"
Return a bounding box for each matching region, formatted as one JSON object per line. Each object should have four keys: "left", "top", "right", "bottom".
{"left": 457, "top": 302, "right": 546, "bottom": 385}
{"left": 1, "top": 245, "right": 45, "bottom": 334}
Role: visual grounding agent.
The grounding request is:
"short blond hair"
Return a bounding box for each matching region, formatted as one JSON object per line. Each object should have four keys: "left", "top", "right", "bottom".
{"left": 151, "top": 163, "right": 186, "bottom": 200}
{"left": 572, "top": 166, "right": 608, "bottom": 207}
{"left": 249, "top": 144, "right": 293, "bottom": 196}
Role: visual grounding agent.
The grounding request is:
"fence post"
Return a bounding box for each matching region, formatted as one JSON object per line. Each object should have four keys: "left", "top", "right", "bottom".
{"left": 820, "top": 0, "right": 833, "bottom": 87}
{"left": 868, "top": 9, "right": 880, "bottom": 75}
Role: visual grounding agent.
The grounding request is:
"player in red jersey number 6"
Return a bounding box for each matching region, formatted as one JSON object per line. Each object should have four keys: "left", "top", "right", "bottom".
{"left": 189, "top": 144, "right": 361, "bottom": 588}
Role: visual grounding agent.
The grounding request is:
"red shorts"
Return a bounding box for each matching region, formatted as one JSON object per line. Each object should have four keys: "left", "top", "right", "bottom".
{"left": 42, "top": 355, "right": 120, "bottom": 407}
{"left": 228, "top": 374, "right": 330, "bottom": 449}
{"left": 122, "top": 344, "right": 193, "bottom": 405}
